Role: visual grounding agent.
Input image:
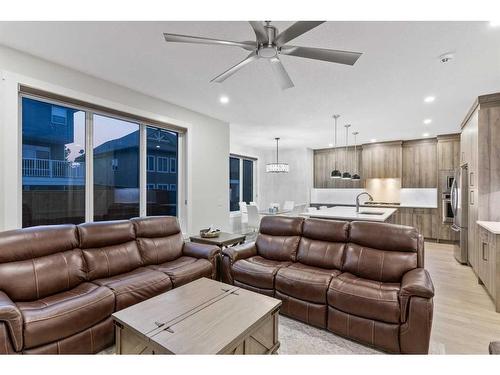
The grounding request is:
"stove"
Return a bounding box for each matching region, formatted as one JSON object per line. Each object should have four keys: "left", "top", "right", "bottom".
{"left": 364, "top": 201, "right": 401, "bottom": 206}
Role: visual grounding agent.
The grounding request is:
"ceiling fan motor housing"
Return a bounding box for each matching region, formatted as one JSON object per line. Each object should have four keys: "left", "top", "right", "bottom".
{"left": 258, "top": 24, "right": 278, "bottom": 58}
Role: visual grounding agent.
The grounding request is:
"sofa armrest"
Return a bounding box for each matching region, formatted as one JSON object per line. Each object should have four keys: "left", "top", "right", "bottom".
{"left": 183, "top": 242, "right": 220, "bottom": 262}
{"left": 399, "top": 268, "right": 434, "bottom": 323}
{"left": 222, "top": 242, "right": 257, "bottom": 264}
{"left": 489, "top": 342, "right": 500, "bottom": 354}
{"left": 400, "top": 268, "right": 434, "bottom": 299}
{"left": 0, "top": 290, "right": 23, "bottom": 351}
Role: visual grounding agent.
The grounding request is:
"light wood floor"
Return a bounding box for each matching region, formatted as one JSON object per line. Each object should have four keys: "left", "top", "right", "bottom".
{"left": 426, "top": 241, "right": 500, "bottom": 354}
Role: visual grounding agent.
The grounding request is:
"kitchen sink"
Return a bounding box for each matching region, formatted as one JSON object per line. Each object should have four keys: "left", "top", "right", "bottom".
{"left": 358, "top": 211, "right": 384, "bottom": 215}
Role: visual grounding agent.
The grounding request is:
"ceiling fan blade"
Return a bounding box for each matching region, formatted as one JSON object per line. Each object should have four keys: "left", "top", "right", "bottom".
{"left": 274, "top": 21, "right": 325, "bottom": 46}
{"left": 269, "top": 58, "right": 294, "bottom": 90}
{"left": 164, "top": 33, "right": 255, "bottom": 50}
{"left": 249, "top": 21, "right": 269, "bottom": 44}
{"left": 280, "top": 45, "right": 362, "bottom": 65}
{"left": 210, "top": 52, "right": 259, "bottom": 83}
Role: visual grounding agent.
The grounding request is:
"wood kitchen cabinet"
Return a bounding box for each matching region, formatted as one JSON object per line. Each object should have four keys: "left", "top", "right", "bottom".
{"left": 361, "top": 141, "right": 402, "bottom": 179}
{"left": 402, "top": 139, "right": 437, "bottom": 188}
{"left": 477, "top": 223, "right": 500, "bottom": 312}
{"left": 391, "top": 207, "right": 437, "bottom": 239}
{"left": 313, "top": 147, "right": 363, "bottom": 188}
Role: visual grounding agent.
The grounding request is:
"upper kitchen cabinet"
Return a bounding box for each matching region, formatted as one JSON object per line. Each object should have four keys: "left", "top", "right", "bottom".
{"left": 437, "top": 134, "right": 460, "bottom": 171}
{"left": 402, "top": 139, "right": 437, "bottom": 188}
{"left": 313, "top": 147, "right": 362, "bottom": 188}
{"left": 361, "top": 141, "right": 402, "bottom": 179}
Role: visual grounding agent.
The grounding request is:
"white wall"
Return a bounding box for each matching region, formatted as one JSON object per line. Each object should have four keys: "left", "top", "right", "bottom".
{"left": 257, "top": 147, "right": 313, "bottom": 209}
{"left": 0, "top": 45, "right": 230, "bottom": 234}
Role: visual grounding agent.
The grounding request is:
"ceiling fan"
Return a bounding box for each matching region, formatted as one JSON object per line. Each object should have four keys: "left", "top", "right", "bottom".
{"left": 163, "top": 21, "right": 362, "bottom": 90}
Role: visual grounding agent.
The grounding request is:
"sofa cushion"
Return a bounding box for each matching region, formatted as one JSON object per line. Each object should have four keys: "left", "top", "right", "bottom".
{"left": 17, "top": 282, "right": 114, "bottom": 349}
{"left": 0, "top": 225, "right": 84, "bottom": 301}
{"left": 296, "top": 219, "right": 348, "bottom": 269}
{"left": 344, "top": 221, "right": 419, "bottom": 282}
{"left": 327, "top": 272, "right": 401, "bottom": 324}
{"left": 276, "top": 263, "right": 340, "bottom": 304}
{"left": 78, "top": 221, "right": 143, "bottom": 280}
{"left": 149, "top": 256, "right": 213, "bottom": 287}
{"left": 232, "top": 256, "right": 290, "bottom": 289}
{"left": 93, "top": 267, "right": 172, "bottom": 311}
{"left": 255, "top": 216, "right": 303, "bottom": 262}
{"left": 131, "top": 216, "right": 184, "bottom": 265}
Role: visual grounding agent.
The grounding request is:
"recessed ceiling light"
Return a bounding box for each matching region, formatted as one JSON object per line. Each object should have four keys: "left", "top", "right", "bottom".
{"left": 370, "top": 139, "right": 377, "bottom": 143}
{"left": 423, "top": 119, "right": 432, "bottom": 125}
{"left": 219, "top": 95, "right": 229, "bottom": 104}
{"left": 423, "top": 132, "right": 430, "bottom": 137}
{"left": 424, "top": 96, "right": 435, "bottom": 103}
{"left": 328, "top": 143, "right": 334, "bottom": 147}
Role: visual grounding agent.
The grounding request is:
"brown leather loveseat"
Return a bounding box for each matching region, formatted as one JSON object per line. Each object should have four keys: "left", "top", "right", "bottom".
{"left": 222, "top": 216, "right": 434, "bottom": 354}
{"left": 0, "top": 216, "right": 219, "bottom": 354}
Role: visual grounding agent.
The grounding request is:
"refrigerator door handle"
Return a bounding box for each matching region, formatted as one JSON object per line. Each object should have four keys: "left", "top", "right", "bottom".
{"left": 450, "top": 176, "right": 458, "bottom": 216}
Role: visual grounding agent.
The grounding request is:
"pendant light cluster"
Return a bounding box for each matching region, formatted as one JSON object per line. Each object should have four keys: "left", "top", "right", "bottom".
{"left": 266, "top": 137, "right": 289, "bottom": 173}
{"left": 329, "top": 114, "right": 361, "bottom": 181}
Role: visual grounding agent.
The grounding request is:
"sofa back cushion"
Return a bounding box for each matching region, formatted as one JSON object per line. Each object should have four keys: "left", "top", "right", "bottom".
{"left": 78, "top": 220, "right": 142, "bottom": 280}
{"left": 0, "top": 225, "right": 85, "bottom": 301}
{"left": 297, "top": 219, "right": 349, "bottom": 269}
{"left": 131, "top": 216, "right": 184, "bottom": 265}
{"left": 256, "top": 216, "right": 303, "bottom": 261}
{"left": 343, "top": 221, "right": 419, "bottom": 282}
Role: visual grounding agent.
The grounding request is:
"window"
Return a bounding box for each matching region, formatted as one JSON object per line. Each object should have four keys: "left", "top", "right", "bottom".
{"left": 21, "top": 95, "right": 181, "bottom": 227}
{"left": 93, "top": 114, "right": 140, "bottom": 221}
{"left": 146, "top": 127, "right": 178, "bottom": 216}
{"left": 22, "top": 97, "right": 86, "bottom": 227}
{"left": 229, "top": 156, "right": 255, "bottom": 212}
{"left": 157, "top": 156, "right": 169, "bottom": 173}
{"left": 51, "top": 106, "right": 68, "bottom": 126}
{"left": 147, "top": 155, "right": 155, "bottom": 172}
{"left": 229, "top": 157, "right": 240, "bottom": 212}
{"left": 170, "top": 157, "right": 177, "bottom": 173}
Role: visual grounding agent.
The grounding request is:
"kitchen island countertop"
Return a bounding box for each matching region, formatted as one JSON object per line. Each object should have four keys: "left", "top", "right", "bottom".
{"left": 301, "top": 206, "right": 397, "bottom": 222}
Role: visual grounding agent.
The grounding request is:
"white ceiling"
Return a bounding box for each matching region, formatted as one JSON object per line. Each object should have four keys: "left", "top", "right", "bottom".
{"left": 0, "top": 21, "right": 499, "bottom": 150}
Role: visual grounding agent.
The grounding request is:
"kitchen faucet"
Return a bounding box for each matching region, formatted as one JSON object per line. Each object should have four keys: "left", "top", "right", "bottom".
{"left": 356, "top": 192, "right": 374, "bottom": 212}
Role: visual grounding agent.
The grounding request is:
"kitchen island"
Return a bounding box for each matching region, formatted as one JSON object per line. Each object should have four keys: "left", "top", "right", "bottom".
{"left": 301, "top": 206, "right": 397, "bottom": 222}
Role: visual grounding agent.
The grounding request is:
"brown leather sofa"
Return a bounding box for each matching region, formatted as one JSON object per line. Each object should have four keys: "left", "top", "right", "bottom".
{"left": 222, "top": 216, "right": 434, "bottom": 354}
{"left": 0, "top": 216, "right": 219, "bottom": 354}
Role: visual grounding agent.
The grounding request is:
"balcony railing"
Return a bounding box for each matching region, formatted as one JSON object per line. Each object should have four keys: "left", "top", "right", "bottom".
{"left": 22, "top": 158, "right": 85, "bottom": 178}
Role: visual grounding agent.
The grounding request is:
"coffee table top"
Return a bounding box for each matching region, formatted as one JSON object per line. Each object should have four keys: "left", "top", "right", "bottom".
{"left": 112, "top": 278, "right": 281, "bottom": 354}
{"left": 189, "top": 232, "right": 245, "bottom": 247}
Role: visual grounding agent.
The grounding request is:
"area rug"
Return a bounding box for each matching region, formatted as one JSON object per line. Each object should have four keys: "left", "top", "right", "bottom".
{"left": 100, "top": 315, "right": 445, "bottom": 354}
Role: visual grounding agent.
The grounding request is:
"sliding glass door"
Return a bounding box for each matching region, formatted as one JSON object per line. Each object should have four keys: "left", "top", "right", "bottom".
{"left": 21, "top": 95, "right": 180, "bottom": 227}
{"left": 93, "top": 114, "right": 140, "bottom": 221}
{"left": 22, "top": 97, "right": 86, "bottom": 227}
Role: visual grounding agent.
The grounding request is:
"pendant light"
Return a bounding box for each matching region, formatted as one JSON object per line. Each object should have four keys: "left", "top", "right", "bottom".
{"left": 330, "top": 114, "right": 341, "bottom": 179}
{"left": 342, "top": 124, "right": 352, "bottom": 179}
{"left": 351, "top": 131, "right": 361, "bottom": 180}
{"left": 266, "top": 137, "right": 289, "bottom": 173}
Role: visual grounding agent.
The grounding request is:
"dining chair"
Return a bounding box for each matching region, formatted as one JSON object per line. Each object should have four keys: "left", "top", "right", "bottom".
{"left": 247, "top": 204, "right": 261, "bottom": 232}
{"left": 291, "top": 203, "right": 307, "bottom": 215}
{"left": 283, "top": 201, "right": 295, "bottom": 211}
{"left": 239, "top": 202, "right": 248, "bottom": 224}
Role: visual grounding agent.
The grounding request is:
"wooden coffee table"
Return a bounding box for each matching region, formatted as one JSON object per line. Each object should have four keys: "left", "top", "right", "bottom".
{"left": 189, "top": 232, "right": 246, "bottom": 249}
{"left": 112, "top": 278, "right": 281, "bottom": 354}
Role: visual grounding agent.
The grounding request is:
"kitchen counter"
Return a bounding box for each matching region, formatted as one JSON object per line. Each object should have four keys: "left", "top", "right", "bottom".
{"left": 477, "top": 221, "right": 500, "bottom": 235}
{"left": 301, "top": 206, "right": 397, "bottom": 222}
{"left": 311, "top": 202, "right": 437, "bottom": 209}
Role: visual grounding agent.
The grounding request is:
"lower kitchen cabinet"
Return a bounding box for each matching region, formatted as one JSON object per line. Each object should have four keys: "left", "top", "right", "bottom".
{"left": 391, "top": 207, "right": 437, "bottom": 239}
{"left": 477, "top": 224, "right": 500, "bottom": 312}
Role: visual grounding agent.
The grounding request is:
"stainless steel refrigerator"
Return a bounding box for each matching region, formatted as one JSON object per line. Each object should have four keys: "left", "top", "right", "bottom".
{"left": 451, "top": 165, "right": 468, "bottom": 264}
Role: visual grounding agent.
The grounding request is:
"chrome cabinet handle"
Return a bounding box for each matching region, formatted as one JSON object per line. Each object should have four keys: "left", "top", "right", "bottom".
{"left": 470, "top": 172, "right": 474, "bottom": 186}
{"left": 470, "top": 190, "right": 474, "bottom": 205}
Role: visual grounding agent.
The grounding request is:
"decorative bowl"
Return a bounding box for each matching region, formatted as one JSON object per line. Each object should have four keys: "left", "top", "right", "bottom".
{"left": 200, "top": 229, "right": 220, "bottom": 238}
